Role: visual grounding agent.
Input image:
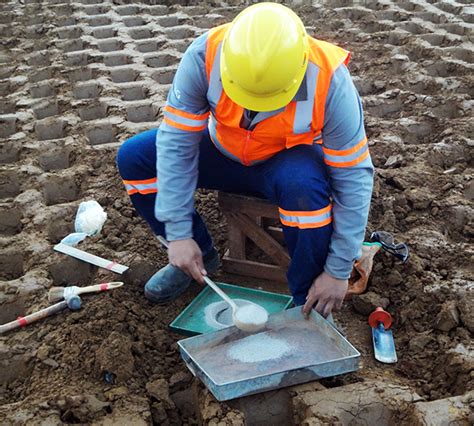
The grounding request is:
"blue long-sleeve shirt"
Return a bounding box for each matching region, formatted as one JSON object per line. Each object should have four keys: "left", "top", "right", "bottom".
{"left": 155, "top": 33, "right": 374, "bottom": 280}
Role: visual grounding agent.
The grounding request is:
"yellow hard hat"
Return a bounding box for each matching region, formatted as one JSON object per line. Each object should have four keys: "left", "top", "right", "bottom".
{"left": 220, "top": 2, "right": 309, "bottom": 112}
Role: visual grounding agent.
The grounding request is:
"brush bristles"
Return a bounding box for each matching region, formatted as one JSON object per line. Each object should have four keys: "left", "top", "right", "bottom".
{"left": 48, "top": 287, "right": 65, "bottom": 303}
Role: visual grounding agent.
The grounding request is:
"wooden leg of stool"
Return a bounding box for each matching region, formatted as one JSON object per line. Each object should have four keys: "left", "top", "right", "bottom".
{"left": 227, "top": 220, "right": 245, "bottom": 259}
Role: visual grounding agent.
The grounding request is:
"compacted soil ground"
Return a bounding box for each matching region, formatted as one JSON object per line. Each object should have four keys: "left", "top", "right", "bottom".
{"left": 0, "top": 0, "right": 472, "bottom": 424}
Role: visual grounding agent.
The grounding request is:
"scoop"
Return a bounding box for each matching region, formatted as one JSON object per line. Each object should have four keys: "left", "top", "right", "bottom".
{"left": 203, "top": 276, "right": 269, "bottom": 333}
{"left": 157, "top": 236, "right": 269, "bottom": 332}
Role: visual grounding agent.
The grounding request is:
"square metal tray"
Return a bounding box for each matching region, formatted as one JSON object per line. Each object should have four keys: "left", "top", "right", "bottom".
{"left": 178, "top": 306, "right": 360, "bottom": 401}
{"left": 169, "top": 282, "right": 293, "bottom": 336}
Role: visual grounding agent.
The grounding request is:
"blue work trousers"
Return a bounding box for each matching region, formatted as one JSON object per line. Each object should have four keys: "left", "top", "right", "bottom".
{"left": 116, "top": 129, "right": 332, "bottom": 305}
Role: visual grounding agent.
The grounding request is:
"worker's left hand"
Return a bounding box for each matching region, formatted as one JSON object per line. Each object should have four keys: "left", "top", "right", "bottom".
{"left": 302, "top": 272, "right": 348, "bottom": 318}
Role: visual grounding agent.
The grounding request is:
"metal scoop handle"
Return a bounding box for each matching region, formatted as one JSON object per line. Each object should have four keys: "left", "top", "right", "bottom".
{"left": 203, "top": 276, "right": 238, "bottom": 311}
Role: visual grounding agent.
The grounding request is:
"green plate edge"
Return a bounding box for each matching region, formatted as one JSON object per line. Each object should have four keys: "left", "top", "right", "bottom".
{"left": 169, "top": 282, "right": 293, "bottom": 337}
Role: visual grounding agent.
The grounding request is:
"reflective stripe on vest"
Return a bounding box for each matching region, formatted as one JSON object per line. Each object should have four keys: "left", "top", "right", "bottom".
{"left": 205, "top": 25, "right": 350, "bottom": 166}
{"left": 207, "top": 42, "right": 223, "bottom": 109}
{"left": 293, "top": 62, "right": 318, "bottom": 135}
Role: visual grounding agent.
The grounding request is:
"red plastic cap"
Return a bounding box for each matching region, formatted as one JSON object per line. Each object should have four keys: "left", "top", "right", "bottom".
{"left": 368, "top": 307, "right": 393, "bottom": 329}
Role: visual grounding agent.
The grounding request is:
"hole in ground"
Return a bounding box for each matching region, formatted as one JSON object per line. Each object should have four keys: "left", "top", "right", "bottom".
{"left": 365, "top": 99, "right": 403, "bottom": 118}
{"left": 164, "top": 26, "right": 195, "bottom": 40}
{"left": 144, "top": 53, "right": 179, "bottom": 68}
{"left": 0, "top": 66, "right": 14, "bottom": 80}
{"left": 110, "top": 67, "right": 138, "bottom": 83}
{"left": 57, "top": 26, "right": 82, "bottom": 39}
{"left": 68, "top": 67, "right": 93, "bottom": 83}
{"left": 0, "top": 81, "right": 10, "bottom": 97}
{"left": 445, "top": 47, "right": 473, "bottom": 64}
{"left": 400, "top": 118, "right": 435, "bottom": 144}
{"left": 97, "top": 38, "right": 124, "bottom": 52}
{"left": 128, "top": 27, "right": 153, "bottom": 40}
{"left": 126, "top": 104, "right": 157, "bottom": 123}
{"left": 42, "top": 174, "right": 81, "bottom": 205}
{"left": 83, "top": 5, "right": 109, "bottom": 15}
{"left": 116, "top": 5, "right": 141, "bottom": 16}
{"left": 0, "top": 115, "right": 17, "bottom": 138}
{"left": 86, "top": 16, "right": 111, "bottom": 27}
{"left": 120, "top": 84, "right": 147, "bottom": 101}
{"left": 92, "top": 26, "right": 117, "bottom": 39}
{"left": 0, "top": 141, "right": 20, "bottom": 164}
{"left": 168, "top": 40, "right": 192, "bottom": 53}
{"left": 49, "top": 256, "right": 96, "bottom": 286}
{"left": 399, "top": 21, "right": 427, "bottom": 35}
{"left": 33, "top": 100, "right": 59, "bottom": 119}
{"left": 104, "top": 53, "right": 132, "bottom": 67}
{"left": 0, "top": 348, "right": 32, "bottom": 388}
{"left": 35, "top": 118, "right": 66, "bottom": 140}
{"left": 56, "top": 16, "right": 77, "bottom": 26}
{"left": 0, "top": 169, "right": 20, "bottom": 199}
{"left": 27, "top": 51, "right": 50, "bottom": 66}
{"left": 26, "top": 25, "right": 47, "bottom": 39}
{"left": 151, "top": 69, "right": 176, "bottom": 85}
{"left": 45, "top": 206, "right": 75, "bottom": 243}
{"left": 64, "top": 52, "right": 90, "bottom": 67}
{"left": 29, "top": 68, "right": 53, "bottom": 83}
{"left": 38, "top": 142, "right": 71, "bottom": 171}
{"left": 155, "top": 16, "right": 180, "bottom": 27}
{"left": 441, "top": 23, "right": 469, "bottom": 36}
{"left": 147, "top": 5, "right": 168, "bottom": 16}
{"left": 420, "top": 33, "right": 447, "bottom": 47}
{"left": 0, "top": 293, "right": 26, "bottom": 324}
{"left": 123, "top": 17, "right": 146, "bottom": 27}
{"left": 386, "top": 31, "right": 410, "bottom": 46}
{"left": 79, "top": 102, "right": 107, "bottom": 121}
{"left": 0, "top": 13, "right": 13, "bottom": 24}
{"left": 193, "top": 15, "right": 227, "bottom": 29}
{"left": 0, "top": 101, "right": 15, "bottom": 114}
{"left": 53, "top": 4, "right": 74, "bottom": 15}
{"left": 73, "top": 81, "right": 101, "bottom": 99}
{"left": 60, "top": 39, "right": 84, "bottom": 52}
{"left": 0, "top": 204, "right": 22, "bottom": 235}
{"left": 431, "top": 101, "right": 464, "bottom": 119}
{"left": 135, "top": 38, "right": 167, "bottom": 53}
{"left": 30, "top": 81, "right": 56, "bottom": 98}
{"left": 85, "top": 123, "right": 116, "bottom": 145}
{"left": 425, "top": 61, "right": 459, "bottom": 78}
{"left": 0, "top": 250, "right": 24, "bottom": 280}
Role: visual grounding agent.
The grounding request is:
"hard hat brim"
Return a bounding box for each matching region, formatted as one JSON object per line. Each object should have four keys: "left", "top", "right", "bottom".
{"left": 221, "top": 63, "right": 307, "bottom": 112}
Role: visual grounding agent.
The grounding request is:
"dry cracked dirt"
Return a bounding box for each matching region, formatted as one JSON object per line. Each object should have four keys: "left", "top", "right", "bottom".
{"left": 0, "top": 0, "right": 473, "bottom": 425}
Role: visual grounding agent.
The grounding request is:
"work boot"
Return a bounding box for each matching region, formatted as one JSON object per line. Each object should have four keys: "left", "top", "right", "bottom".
{"left": 144, "top": 247, "right": 220, "bottom": 304}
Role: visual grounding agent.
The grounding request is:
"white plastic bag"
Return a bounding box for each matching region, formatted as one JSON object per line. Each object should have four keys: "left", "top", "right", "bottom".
{"left": 74, "top": 200, "right": 107, "bottom": 236}
{"left": 60, "top": 200, "right": 107, "bottom": 246}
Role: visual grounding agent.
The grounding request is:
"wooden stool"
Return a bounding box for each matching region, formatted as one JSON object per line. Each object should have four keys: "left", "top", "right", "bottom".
{"left": 217, "top": 192, "right": 289, "bottom": 283}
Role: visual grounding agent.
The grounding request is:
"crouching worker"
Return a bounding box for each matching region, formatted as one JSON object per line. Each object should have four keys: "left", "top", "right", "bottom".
{"left": 116, "top": 3, "right": 374, "bottom": 318}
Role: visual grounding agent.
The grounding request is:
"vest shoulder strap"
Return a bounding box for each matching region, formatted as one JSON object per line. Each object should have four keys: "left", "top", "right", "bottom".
{"left": 308, "top": 38, "right": 351, "bottom": 133}
{"left": 205, "top": 24, "right": 231, "bottom": 81}
{"left": 309, "top": 38, "right": 350, "bottom": 71}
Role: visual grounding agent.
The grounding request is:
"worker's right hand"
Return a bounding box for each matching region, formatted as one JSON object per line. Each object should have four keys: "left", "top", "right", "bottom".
{"left": 168, "top": 239, "right": 207, "bottom": 284}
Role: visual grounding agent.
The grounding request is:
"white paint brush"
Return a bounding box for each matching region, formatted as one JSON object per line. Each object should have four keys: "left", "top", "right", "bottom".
{"left": 48, "top": 282, "right": 124, "bottom": 303}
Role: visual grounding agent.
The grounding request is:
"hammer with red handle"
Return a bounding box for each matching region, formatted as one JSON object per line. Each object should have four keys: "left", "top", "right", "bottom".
{"left": 0, "top": 296, "right": 81, "bottom": 335}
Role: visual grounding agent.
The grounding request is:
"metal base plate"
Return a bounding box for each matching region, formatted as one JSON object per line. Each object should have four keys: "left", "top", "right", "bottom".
{"left": 178, "top": 306, "right": 360, "bottom": 401}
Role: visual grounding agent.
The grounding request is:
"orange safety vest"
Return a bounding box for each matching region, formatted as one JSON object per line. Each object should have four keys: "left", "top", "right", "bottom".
{"left": 205, "top": 24, "right": 351, "bottom": 166}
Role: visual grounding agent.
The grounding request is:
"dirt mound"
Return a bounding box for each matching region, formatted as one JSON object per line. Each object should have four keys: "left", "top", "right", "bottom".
{"left": 0, "top": 0, "right": 472, "bottom": 424}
